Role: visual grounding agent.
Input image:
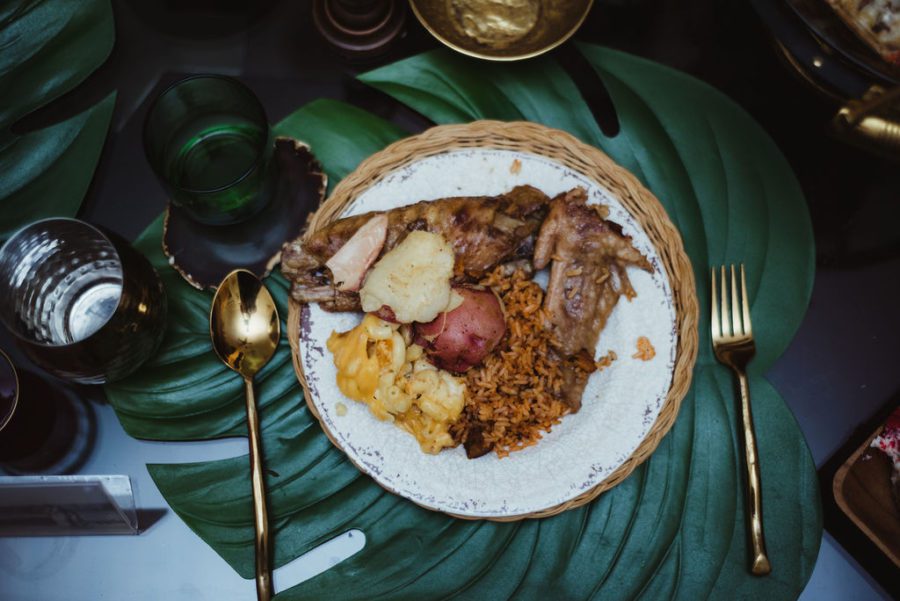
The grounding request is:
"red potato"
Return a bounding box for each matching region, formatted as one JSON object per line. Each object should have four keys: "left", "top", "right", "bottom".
{"left": 325, "top": 214, "right": 388, "bottom": 291}
{"left": 414, "top": 286, "right": 506, "bottom": 373}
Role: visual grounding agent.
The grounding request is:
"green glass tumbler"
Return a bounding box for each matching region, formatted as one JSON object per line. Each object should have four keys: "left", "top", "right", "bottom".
{"left": 143, "top": 75, "right": 274, "bottom": 225}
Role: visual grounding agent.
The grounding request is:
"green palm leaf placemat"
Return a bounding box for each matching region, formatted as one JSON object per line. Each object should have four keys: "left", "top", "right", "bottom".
{"left": 106, "top": 46, "right": 820, "bottom": 600}
{"left": 0, "top": 0, "right": 116, "bottom": 242}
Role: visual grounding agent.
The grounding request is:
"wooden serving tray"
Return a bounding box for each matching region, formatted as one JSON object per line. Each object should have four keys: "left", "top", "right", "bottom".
{"left": 833, "top": 415, "right": 900, "bottom": 568}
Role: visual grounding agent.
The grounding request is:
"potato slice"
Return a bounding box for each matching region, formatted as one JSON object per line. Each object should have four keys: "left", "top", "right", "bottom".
{"left": 359, "top": 231, "right": 455, "bottom": 324}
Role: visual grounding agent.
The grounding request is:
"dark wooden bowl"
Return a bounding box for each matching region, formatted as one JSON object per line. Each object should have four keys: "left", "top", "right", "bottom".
{"left": 833, "top": 414, "right": 900, "bottom": 569}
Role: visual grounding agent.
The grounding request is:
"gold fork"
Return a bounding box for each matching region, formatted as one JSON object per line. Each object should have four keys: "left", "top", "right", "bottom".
{"left": 711, "top": 264, "right": 771, "bottom": 576}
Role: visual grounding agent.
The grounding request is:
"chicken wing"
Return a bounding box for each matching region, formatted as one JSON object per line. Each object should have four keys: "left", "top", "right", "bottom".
{"left": 534, "top": 188, "right": 653, "bottom": 409}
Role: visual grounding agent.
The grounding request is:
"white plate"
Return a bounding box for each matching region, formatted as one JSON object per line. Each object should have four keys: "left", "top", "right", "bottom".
{"left": 297, "top": 148, "right": 677, "bottom": 519}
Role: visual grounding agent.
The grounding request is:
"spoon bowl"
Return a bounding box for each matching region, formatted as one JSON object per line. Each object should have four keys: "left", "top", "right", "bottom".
{"left": 210, "top": 269, "right": 280, "bottom": 379}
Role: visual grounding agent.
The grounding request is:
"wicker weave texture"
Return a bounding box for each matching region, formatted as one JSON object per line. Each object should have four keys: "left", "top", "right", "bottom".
{"left": 287, "top": 120, "right": 699, "bottom": 520}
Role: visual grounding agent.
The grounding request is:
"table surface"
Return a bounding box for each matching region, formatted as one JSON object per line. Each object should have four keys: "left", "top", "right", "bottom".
{"left": 2, "top": 1, "right": 899, "bottom": 599}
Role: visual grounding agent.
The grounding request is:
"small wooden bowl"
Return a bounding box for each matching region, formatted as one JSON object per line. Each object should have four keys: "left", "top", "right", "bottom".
{"left": 833, "top": 417, "right": 900, "bottom": 568}
{"left": 410, "top": 0, "right": 594, "bottom": 61}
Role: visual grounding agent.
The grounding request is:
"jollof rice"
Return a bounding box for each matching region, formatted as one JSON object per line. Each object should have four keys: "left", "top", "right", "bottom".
{"left": 451, "top": 267, "right": 571, "bottom": 458}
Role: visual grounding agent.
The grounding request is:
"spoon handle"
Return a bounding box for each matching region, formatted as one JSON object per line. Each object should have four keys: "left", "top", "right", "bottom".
{"left": 245, "top": 377, "right": 272, "bottom": 601}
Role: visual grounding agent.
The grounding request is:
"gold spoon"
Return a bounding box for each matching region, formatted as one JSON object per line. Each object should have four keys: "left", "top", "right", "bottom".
{"left": 210, "top": 269, "right": 280, "bottom": 601}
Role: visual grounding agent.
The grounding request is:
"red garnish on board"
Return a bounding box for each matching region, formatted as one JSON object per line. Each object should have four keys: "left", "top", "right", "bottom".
{"left": 885, "top": 406, "right": 900, "bottom": 432}
{"left": 871, "top": 406, "right": 900, "bottom": 467}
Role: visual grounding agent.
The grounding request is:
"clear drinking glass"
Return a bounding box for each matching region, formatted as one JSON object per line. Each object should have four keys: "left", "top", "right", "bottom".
{"left": 143, "top": 75, "right": 274, "bottom": 225}
{"left": 0, "top": 219, "right": 167, "bottom": 384}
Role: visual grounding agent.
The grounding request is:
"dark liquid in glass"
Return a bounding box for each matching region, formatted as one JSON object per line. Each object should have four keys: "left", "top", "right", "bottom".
{"left": 0, "top": 367, "right": 74, "bottom": 469}
{"left": 0, "top": 357, "right": 15, "bottom": 431}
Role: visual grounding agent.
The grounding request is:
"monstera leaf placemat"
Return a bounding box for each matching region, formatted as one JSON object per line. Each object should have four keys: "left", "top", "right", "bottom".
{"left": 105, "top": 46, "right": 821, "bottom": 600}
{"left": 0, "top": 0, "right": 116, "bottom": 242}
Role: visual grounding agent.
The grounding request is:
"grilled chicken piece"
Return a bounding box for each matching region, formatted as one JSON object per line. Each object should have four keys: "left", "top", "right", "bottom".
{"left": 282, "top": 185, "right": 550, "bottom": 310}
{"left": 534, "top": 188, "right": 653, "bottom": 410}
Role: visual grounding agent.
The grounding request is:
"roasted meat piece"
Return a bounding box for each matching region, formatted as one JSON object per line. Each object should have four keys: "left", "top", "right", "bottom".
{"left": 534, "top": 188, "right": 653, "bottom": 410}
{"left": 282, "top": 185, "right": 550, "bottom": 310}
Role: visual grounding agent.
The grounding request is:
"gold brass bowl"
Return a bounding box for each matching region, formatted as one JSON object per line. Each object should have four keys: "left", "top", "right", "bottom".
{"left": 410, "top": 0, "right": 594, "bottom": 61}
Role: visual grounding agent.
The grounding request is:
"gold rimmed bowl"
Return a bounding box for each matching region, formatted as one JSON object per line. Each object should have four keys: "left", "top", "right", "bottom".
{"left": 410, "top": 0, "right": 594, "bottom": 61}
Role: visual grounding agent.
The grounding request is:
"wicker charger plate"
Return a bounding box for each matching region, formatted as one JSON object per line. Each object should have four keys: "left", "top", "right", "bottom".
{"left": 287, "top": 121, "right": 698, "bottom": 520}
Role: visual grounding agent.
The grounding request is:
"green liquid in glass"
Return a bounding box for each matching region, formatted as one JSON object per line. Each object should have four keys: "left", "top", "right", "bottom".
{"left": 164, "top": 119, "right": 272, "bottom": 224}
{"left": 171, "top": 123, "right": 260, "bottom": 191}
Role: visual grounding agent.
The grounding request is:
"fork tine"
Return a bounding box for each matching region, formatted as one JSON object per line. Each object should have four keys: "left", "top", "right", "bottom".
{"left": 741, "top": 263, "right": 752, "bottom": 337}
{"left": 720, "top": 266, "right": 731, "bottom": 337}
{"left": 730, "top": 264, "right": 742, "bottom": 335}
{"left": 711, "top": 267, "right": 720, "bottom": 339}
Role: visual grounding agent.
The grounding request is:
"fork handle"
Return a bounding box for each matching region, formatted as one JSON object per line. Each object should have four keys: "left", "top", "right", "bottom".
{"left": 735, "top": 369, "right": 771, "bottom": 576}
